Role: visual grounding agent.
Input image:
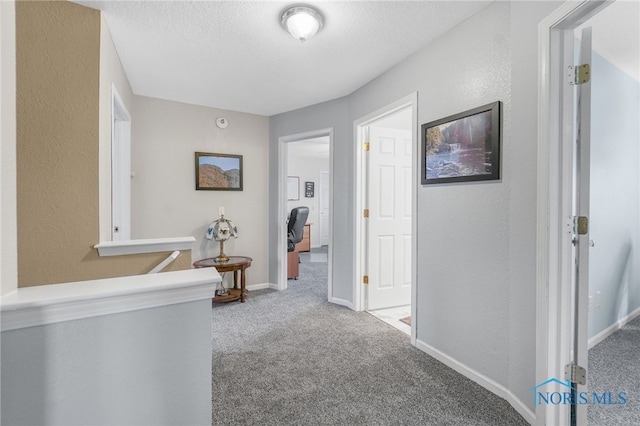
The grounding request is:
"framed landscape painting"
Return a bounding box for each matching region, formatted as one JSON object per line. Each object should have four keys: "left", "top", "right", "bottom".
{"left": 421, "top": 101, "right": 501, "bottom": 185}
{"left": 195, "top": 152, "right": 243, "bottom": 190}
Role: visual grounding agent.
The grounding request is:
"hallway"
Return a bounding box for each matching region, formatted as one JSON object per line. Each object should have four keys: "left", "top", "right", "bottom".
{"left": 211, "top": 254, "right": 526, "bottom": 425}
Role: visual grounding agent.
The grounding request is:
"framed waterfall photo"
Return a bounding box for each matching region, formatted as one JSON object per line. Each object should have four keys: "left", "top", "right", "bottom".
{"left": 421, "top": 101, "right": 501, "bottom": 185}
{"left": 195, "top": 152, "right": 243, "bottom": 190}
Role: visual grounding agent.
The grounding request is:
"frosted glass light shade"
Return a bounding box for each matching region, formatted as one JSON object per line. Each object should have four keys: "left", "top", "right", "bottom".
{"left": 281, "top": 6, "right": 324, "bottom": 42}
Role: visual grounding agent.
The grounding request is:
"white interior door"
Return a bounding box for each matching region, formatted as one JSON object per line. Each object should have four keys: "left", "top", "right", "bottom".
{"left": 319, "top": 170, "right": 330, "bottom": 246}
{"left": 569, "top": 26, "right": 592, "bottom": 426}
{"left": 366, "top": 125, "right": 412, "bottom": 310}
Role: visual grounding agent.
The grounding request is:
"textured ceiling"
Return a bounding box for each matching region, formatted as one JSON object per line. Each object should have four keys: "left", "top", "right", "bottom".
{"left": 74, "top": 1, "right": 491, "bottom": 116}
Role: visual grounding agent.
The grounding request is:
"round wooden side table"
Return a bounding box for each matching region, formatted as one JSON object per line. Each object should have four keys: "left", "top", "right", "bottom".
{"left": 193, "top": 256, "right": 252, "bottom": 303}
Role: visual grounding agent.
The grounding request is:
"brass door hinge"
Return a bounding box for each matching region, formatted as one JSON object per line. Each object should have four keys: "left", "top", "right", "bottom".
{"left": 363, "top": 208, "right": 369, "bottom": 218}
{"left": 363, "top": 275, "right": 369, "bottom": 285}
{"left": 364, "top": 142, "right": 370, "bottom": 151}
{"left": 565, "top": 364, "right": 586, "bottom": 385}
{"left": 573, "top": 216, "right": 589, "bottom": 235}
{"left": 569, "top": 64, "right": 590, "bottom": 85}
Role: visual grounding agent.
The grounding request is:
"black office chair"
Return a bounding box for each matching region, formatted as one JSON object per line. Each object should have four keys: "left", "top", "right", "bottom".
{"left": 287, "top": 206, "right": 309, "bottom": 252}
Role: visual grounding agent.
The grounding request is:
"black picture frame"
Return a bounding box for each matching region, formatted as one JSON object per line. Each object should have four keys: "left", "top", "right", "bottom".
{"left": 305, "top": 181, "right": 315, "bottom": 198}
{"left": 421, "top": 101, "right": 501, "bottom": 185}
{"left": 195, "top": 152, "right": 243, "bottom": 191}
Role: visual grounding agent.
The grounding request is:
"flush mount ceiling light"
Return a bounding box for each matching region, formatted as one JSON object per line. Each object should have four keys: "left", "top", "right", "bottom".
{"left": 281, "top": 5, "right": 324, "bottom": 43}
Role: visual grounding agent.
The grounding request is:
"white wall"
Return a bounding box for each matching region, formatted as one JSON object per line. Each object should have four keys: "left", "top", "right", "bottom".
{"left": 588, "top": 49, "right": 640, "bottom": 338}
{"left": 99, "top": 16, "right": 134, "bottom": 243}
{"left": 1, "top": 0, "right": 17, "bottom": 297}
{"left": 270, "top": 1, "right": 564, "bottom": 417}
{"left": 131, "top": 96, "right": 270, "bottom": 286}
{"left": 287, "top": 151, "right": 329, "bottom": 248}
{"left": 1, "top": 300, "right": 213, "bottom": 425}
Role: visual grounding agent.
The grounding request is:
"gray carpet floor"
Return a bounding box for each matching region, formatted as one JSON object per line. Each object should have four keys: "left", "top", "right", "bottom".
{"left": 211, "top": 248, "right": 527, "bottom": 425}
{"left": 588, "top": 315, "right": 640, "bottom": 425}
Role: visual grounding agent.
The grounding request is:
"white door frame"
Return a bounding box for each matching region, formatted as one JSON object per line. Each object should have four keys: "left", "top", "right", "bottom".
{"left": 354, "top": 93, "right": 418, "bottom": 345}
{"left": 111, "top": 85, "right": 132, "bottom": 241}
{"left": 277, "top": 128, "right": 334, "bottom": 295}
{"left": 318, "top": 170, "right": 330, "bottom": 246}
{"left": 536, "top": 1, "right": 610, "bottom": 424}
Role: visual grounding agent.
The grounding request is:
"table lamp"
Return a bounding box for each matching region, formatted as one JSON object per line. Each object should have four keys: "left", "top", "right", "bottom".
{"left": 205, "top": 214, "right": 238, "bottom": 263}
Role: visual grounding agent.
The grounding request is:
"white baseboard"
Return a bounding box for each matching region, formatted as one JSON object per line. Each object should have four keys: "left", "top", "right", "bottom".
{"left": 328, "top": 297, "right": 354, "bottom": 310}
{"left": 415, "top": 340, "right": 535, "bottom": 425}
{"left": 588, "top": 305, "right": 640, "bottom": 349}
{"left": 246, "top": 282, "right": 278, "bottom": 291}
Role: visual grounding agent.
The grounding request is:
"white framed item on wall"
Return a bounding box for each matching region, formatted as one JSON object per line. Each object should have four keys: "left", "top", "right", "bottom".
{"left": 287, "top": 176, "right": 299, "bottom": 200}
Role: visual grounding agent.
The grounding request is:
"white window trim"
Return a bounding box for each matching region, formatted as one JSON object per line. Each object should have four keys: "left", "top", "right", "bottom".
{"left": 94, "top": 236, "right": 195, "bottom": 256}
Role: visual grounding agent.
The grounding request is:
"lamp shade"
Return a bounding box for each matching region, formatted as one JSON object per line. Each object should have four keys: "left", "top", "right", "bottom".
{"left": 206, "top": 217, "right": 238, "bottom": 241}
{"left": 281, "top": 6, "right": 323, "bottom": 42}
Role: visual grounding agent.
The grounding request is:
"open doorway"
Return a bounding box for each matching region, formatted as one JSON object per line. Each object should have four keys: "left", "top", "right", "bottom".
{"left": 537, "top": 1, "right": 639, "bottom": 424}
{"left": 286, "top": 137, "right": 330, "bottom": 289}
{"left": 354, "top": 94, "right": 417, "bottom": 343}
{"left": 578, "top": 2, "right": 640, "bottom": 425}
{"left": 277, "top": 129, "right": 333, "bottom": 298}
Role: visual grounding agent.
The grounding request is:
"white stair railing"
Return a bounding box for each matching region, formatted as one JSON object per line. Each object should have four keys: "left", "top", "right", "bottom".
{"left": 147, "top": 251, "right": 180, "bottom": 274}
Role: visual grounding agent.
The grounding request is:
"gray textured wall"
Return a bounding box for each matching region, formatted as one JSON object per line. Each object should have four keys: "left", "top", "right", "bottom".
{"left": 507, "top": 0, "right": 561, "bottom": 409}
{"left": 269, "top": 97, "right": 351, "bottom": 301}
{"left": 1, "top": 300, "right": 212, "bottom": 425}
{"left": 270, "top": 1, "right": 564, "bottom": 413}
